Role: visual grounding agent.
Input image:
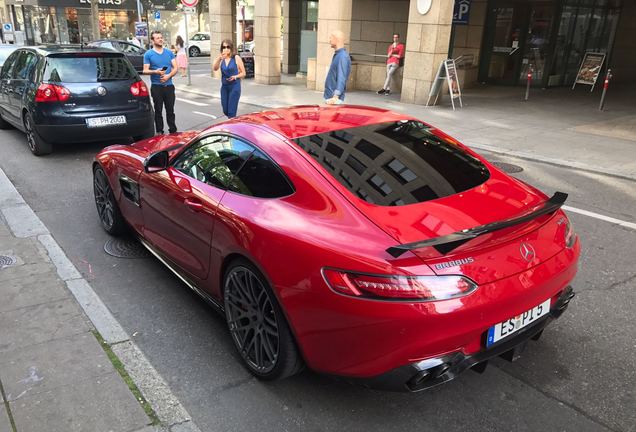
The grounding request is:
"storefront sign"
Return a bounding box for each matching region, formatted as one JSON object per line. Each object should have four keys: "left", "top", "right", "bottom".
{"left": 79, "top": 0, "right": 124, "bottom": 5}
{"left": 135, "top": 22, "right": 148, "bottom": 38}
{"left": 573, "top": 52, "right": 605, "bottom": 92}
{"left": 444, "top": 59, "right": 463, "bottom": 110}
{"left": 453, "top": 0, "right": 471, "bottom": 25}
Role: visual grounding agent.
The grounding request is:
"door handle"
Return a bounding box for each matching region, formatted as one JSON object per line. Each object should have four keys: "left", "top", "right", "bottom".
{"left": 184, "top": 197, "right": 203, "bottom": 211}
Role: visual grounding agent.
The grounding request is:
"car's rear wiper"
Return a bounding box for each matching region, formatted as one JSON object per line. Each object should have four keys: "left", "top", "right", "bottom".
{"left": 386, "top": 192, "right": 568, "bottom": 258}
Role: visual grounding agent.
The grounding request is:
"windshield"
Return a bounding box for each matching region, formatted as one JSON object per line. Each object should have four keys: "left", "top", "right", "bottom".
{"left": 43, "top": 55, "right": 136, "bottom": 82}
{"left": 293, "top": 121, "right": 490, "bottom": 206}
{"left": 0, "top": 48, "right": 15, "bottom": 64}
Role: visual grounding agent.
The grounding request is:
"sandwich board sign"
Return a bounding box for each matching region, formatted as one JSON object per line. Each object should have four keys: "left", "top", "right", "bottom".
{"left": 427, "top": 58, "right": 463, "bottom": 110}
{"left": 572, "top": 52, "right": 605, "bottom": 92}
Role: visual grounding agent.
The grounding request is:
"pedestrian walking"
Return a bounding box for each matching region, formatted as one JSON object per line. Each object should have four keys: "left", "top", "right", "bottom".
{"left": 143, "top": 31, "right": 178, "bottom": 135}
{"left": 324, "top": 30, "right": 351, "bottom": 105}
{"left": 175, "top": 35, "right": 188, "bottom": 77}
{"left": 213, "top": 39, "right": 246, "bottom": 118}
{"left": 377, "top": 33, "right": 404, "bottom": 95}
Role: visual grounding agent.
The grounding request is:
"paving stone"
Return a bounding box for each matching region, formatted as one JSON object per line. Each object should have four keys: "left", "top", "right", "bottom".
{"left": 0, "top": 262, "right": 55, "bottom": 283}
{"left": 0, "top": 332, "right": 113, "bottom": 402}
{"left": 8, "top": 371, "right": 150, "bottom": 432}
{"left": 0, "top": 299, "right": 88, "bottom": 353}
{"left": 0, "top": 275, "right": 68, "bottom": 313}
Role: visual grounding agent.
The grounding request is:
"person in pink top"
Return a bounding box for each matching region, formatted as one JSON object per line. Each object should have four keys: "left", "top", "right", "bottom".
{"left": 377, "top": 33, "right": 405, "bottom": 95}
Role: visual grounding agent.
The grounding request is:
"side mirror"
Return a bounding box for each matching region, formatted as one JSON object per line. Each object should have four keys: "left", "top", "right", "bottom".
{"left": 144, "top": 150, "right": 169, "bottom": 173}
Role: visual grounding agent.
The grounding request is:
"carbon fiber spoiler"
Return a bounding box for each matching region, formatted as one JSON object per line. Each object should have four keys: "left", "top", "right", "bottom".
{"left": 386, "top": 192, "right": 568, "bottom": 258}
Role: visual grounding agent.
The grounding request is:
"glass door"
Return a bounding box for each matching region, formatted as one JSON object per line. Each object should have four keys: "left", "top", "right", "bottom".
{"left": 481, "top": 4, "right": 527, "bottom": 84}
{"left": 519, "top": 3, "right": 555, "bottom": 84}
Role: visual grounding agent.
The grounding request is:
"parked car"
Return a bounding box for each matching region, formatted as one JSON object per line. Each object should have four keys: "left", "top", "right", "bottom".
{"left": 88, "top": 40, "right": 146, "bottom": 72}
{"left": 188, "top": 32, "right": 211, "bottom": 57}
{"left": 0, "top": 46, "right": 154, "bottom": 156}
{"left": 93, "top": 106, "right": 579, "bottom": 390}
{"left": 0, "top": 44, "right": 17, "bottom": 68}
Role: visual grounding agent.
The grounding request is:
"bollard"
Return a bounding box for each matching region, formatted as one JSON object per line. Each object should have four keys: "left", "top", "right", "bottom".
{"left": 599, "top": 68, "right": 612, "bottom": 111}
{"left": 524, "top": 65, "right": 533, "bottom": 101}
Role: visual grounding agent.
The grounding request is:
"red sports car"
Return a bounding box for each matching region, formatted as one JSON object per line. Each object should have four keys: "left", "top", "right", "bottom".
{"left": 93, "top": 106, "right": 579, "bottom": 391}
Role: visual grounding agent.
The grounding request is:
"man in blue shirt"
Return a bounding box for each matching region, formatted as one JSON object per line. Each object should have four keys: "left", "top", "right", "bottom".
{"left": 143, "top": 31, "right": 178, "bottom": 134}
{"left": 324, "top": 30, "right": 351, "bottom": 105}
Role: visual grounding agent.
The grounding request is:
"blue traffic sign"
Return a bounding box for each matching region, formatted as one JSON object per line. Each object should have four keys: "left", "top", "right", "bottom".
{"left": 154, "top": 11, "right": 161, "bottom": 20}
{"left": 453, "top": 0, "right": 471, "bottom": 25}
{"left": 3, "top": 23, "right": 13, "bottom": 32}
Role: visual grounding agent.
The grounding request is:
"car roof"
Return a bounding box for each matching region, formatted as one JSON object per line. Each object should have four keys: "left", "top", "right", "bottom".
{"left": 222, "top": 105, "right": 412, "bottom": 140}
{"left": 15, "top": 45, "right": 122, "bottom": 56}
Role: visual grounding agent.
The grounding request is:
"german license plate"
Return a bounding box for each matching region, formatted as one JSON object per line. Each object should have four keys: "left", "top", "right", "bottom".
{"left": 486, "top": 299, "right": 551, "bottom": 347}
{"left": 86, "top": 115, "right": 126, "bottom": 128}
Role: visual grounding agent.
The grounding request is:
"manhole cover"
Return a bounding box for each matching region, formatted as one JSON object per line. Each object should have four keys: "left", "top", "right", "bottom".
{"left": 0, "top": 255, "right": 17, "bottom": 269}
{"left": 104, "top": 238, "right": 151, "bottom": 259}
{"left": 492, "top": 161, "right": 524, "bottom": 173}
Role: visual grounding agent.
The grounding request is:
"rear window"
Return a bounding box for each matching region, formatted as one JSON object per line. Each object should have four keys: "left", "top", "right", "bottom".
{"left": 43, "top": 54, "right": 136, "bottom": 83}
{"left": 293, "top": 121, "right": 490, "bottom": 206}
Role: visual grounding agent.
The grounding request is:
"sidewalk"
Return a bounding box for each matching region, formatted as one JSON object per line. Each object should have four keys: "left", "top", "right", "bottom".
{"left": 0, "top": 169, "right": 199, "bottom": 432}
{"left": 175, "top": 72, "right": 636, "bottom": 180}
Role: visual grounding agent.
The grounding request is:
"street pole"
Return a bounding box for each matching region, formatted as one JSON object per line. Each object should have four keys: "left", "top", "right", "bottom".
{"left": 524, "top": 65, "right": 533, "bottom": 101}
{"left": 185, "top": 11, "right": 191, "bottom": 86}
{"left": 599, "top": 68, "right": 612, "bottom": 111}
{"left": 90, "top": 0, "right": 99, "bottom": 42}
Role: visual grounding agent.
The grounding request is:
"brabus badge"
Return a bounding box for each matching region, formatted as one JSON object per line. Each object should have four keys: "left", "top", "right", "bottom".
{"left": 97, "top": 86, "right": 107, "bottom": 96}
{"left": 434, "top": 257, "right": 474, "bottom": 271}
{"left": 520, "top": 242, "right": 536, "bottom": 262}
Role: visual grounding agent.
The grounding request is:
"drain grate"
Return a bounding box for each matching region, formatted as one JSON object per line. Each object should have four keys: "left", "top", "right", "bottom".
{"left": 0, "top": 255, "right": 17, "bottom": 269}
{"left": 104, "top": 238, "right": 151, "bottom": 259}
{"left": 492, "top": 161, "right": 524, "bottom": 173}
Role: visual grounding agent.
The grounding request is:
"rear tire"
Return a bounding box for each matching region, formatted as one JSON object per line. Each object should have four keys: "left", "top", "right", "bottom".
{"left": 189, "top": 46, "right": 200, "bottom": 57}
{"left": 0, "top": 112, "right": 12, "bottom": 130}
{"left": 24, "top": 113, "right": 52, "bottom": 156}
{"left": 93, "top": 165, "right": 127, "bottom": 236}
{"left": 223, "top": 258, "right": 304, "bottom": 381}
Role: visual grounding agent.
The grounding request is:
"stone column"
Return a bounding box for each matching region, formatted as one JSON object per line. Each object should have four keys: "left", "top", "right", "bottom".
{"left": 209, "top": 0, "right": 235, "bottom": 77}
{"left": 283, "top": 0, "right": 301, "bottom": 74}
{"left": 400, "top": 0, "right": 454, "bottom": 104}
{"left": 254, "top": 0, "right": 281, "bottom": 85}
{"left": 315, "top": 0, "right": 353, "bottom": 92}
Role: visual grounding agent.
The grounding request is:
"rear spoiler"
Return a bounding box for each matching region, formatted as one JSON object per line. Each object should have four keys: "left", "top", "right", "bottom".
{"left": 386, "top": 192, "right": 568, "bottom": 258}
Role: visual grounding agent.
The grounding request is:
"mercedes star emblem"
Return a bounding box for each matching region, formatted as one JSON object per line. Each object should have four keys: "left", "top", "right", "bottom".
{"left": 520, "top": 242, "right": 536, "bottom": 262}
{"left": 97, "top": 86, "right": 107, "bottom": 96}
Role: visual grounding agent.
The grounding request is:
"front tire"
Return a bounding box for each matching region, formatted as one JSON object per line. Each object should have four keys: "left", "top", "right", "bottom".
{"left": 224, "top": 259, "right": 303, "bottom": 380}
{"left": 93, "top": 165, "right": 127, "bottom": 236}
{"left": 189, "top": 46, "right": 200, "bottom": 57}
{"left": 24, "top": 113, "right": 52, "bottom": 156}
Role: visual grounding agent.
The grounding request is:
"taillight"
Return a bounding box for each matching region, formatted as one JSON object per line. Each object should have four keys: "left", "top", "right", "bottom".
{"left": 322, "top": 268, "right": 477, "bottom": 301}
{"left": 564, "top": 218, "right": 577, "bottom": 248}
{"left": 35, "top": 84, "right": 70, "bottom": 103}
{"left": 130, "top": 81, "right": 149, "bottom": 97}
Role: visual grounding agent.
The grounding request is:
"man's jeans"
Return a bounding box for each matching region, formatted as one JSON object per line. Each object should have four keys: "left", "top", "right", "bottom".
{"left": 383, "top": 63, "right": 399, "bottom": 91}
{"left": 150, "top": 85, "right": 177, "bottom": 134}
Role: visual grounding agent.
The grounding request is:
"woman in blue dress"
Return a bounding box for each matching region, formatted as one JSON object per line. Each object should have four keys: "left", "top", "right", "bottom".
{"left": 212, "top": 39, "right": 246, "bottom": 118}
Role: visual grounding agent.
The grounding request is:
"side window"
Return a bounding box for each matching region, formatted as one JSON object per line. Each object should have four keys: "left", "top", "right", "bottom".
{"left": 203, "top": 34, "right": 210, "bottom": 41}
{"left": 173, "top": 135, "right": 255, "bottom": 190}
{"left": 234, "top": 150, "right": 294, "bottom": 198}
{"left": 1, "top": 51, "right": 21, "bottom": 79}
{"left": 191, "top": 34, "right": 201, "bottom": 41}
{"left": 120, "top": 43, "right": 142, "bottom": 54}
{"left": 15, "top": 52, "right": 38, "bottom": 80}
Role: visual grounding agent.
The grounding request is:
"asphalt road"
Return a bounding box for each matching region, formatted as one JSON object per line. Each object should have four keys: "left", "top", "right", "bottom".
{"left": 1, "top": 94, "right": 634, "bottom": 432}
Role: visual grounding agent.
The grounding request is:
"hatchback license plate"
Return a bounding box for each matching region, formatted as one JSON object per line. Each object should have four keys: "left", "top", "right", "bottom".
{"left": 86, "top": 116, "right": 126, "bottom": 128}
{"left": 486, "top": 299, "right": 551, "bottom": 347}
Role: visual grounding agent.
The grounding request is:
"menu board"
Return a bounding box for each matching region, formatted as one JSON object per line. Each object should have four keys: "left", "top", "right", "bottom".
{"left": 573, "top": 52, "right": 605, "bottom": 91}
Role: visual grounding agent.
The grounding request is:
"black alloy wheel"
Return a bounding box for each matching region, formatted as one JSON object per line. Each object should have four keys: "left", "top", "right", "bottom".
{"left": 23, "top": 113, "right": 52, "bottom": 156}
{"left": 93, "top": 166, "right": 127, "bottom": 235}
{"left": 189, "top": 46, "right": 200, "bottom": 57}
{"left": 224, "top": 260, "right": 303, "bottom": 380}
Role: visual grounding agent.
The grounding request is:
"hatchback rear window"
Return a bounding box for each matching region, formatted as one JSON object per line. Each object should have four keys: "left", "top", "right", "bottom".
{"left": 293, "top": 121, "right": 490, "bottom": 206}
{"left": 43, "top": 55, "right": 136, "bottom": 83}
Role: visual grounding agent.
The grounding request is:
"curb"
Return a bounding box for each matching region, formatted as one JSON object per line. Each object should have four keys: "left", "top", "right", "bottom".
{"left": 0, "top": 168, "right": 202, "bottom": 432}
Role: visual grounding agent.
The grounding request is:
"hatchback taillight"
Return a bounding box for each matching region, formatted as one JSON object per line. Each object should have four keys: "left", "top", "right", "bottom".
{"left": 130, "top": 81, "right": 149, "bottom": 97}
{"left": 35, "top": 84, "right": 70, "bottom": 103}
{"left": 322, "top": 268, "right": 477, "bottom": 301}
